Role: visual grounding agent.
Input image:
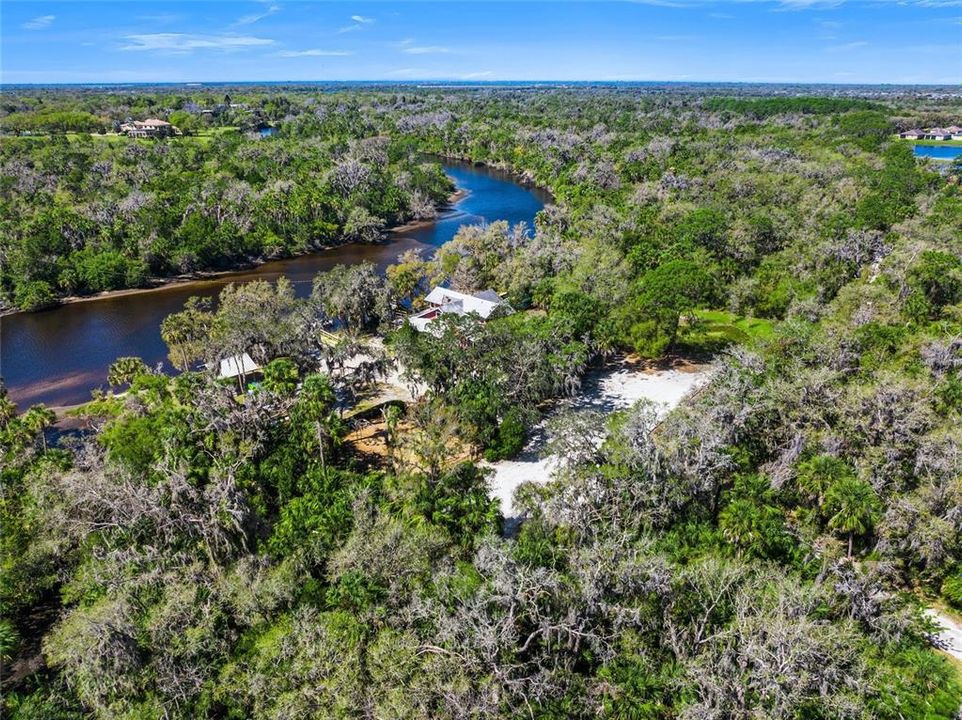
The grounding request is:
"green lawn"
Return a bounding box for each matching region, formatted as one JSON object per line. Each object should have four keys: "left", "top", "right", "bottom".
{"left": 0, "top": 133, "right": 128, "bottom": 145}
{"left": 678, "top": 309, "right": 776, "bottom": 353}
{"left": 2, "top": 127, "right": 241, "bottom": 146}
{"left": 196, "top": 126, "right": 240, "bottom": 136}
{"left": 893, "top": 135, "right": 962, "bottom": 148}
{"left": 65, "top": 132, "right": 129, "bottom": 144}
{"left": 185, "top": 126, "right": 242, "bottom": 146}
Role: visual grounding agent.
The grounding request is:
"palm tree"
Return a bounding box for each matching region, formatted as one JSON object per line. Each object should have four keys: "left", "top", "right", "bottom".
{"left": 293, "top": 375, "right": 341, "bottom": 479}
{"left": 719, "top": 499, "right": 764, "bottom": 558}
{"left": 0, "top": 383, "right": 17, "bottom": 427}
{"left": 107, "top": 357, "right": 149, "bottom": 387}
{"left": 160, "top": 313, "right": 193, "bottom": 371}
{"left": 797, "top": 455, "right": 853, "bottom": 510}
{"left": 160, "top": 297, "right": 213, "bottom": 371}
{"left": 825, "top": 477, "right": 881, "bottom": 558}
{"left": 20, "top": 405, "right": 56, "bottom": 451}
{"left": 719, "top": 493, "right": 786, "bottom": 560}
{"left": 261, "top": 358, "right": 299, "bottom": 396}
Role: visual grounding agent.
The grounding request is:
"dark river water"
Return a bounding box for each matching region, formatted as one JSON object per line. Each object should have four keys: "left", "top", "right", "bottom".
{"left": 2, "top": 160, "right": 548, "bottom": 408}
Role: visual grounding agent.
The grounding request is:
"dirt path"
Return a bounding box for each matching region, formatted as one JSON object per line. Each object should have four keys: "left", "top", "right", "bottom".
{"left": 485, "top": 359, "right": 714, "bottom": 518}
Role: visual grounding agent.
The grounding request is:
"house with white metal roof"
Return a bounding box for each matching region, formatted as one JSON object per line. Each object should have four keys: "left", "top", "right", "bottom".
{"left": 217, "top": 352, "right": 261, "bottom": 381}
{"left": 409, "top": 287, "right": 512, "bottom": 333}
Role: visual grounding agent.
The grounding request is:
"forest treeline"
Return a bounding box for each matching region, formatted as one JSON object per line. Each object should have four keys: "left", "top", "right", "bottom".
{"left": 2, "top": 86, "right": 962, "bottom": 718}
{"left": 0, "top": 96, "right": 452, "bottom": 310}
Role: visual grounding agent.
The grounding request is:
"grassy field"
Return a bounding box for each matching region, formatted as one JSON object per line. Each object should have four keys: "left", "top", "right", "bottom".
{"left": 893, "top": 135, "right": 962, "bottom": 148}
{"left": 2, "top": 126, "right": 241, "bottom": 146}
{"left": 678, "top": 309, "right": 776, "bottom": 354}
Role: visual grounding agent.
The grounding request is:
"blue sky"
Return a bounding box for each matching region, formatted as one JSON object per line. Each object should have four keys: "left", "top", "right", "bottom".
{"left": 2, "top": 1, "right": 960, "bottom": 85}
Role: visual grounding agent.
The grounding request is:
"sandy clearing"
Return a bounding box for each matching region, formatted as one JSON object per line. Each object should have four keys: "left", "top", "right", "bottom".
{"left": 924, "top": 608, "right": 962, "bottom": 662}
{"left": 485, "top": 361, "right": 714, "bottom": 517}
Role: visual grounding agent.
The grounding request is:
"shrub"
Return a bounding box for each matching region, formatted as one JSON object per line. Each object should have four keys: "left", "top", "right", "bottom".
{"left": 942, "top": 572, "right": 962, "bottom": 609}
{"left": 14, "top": 280, "right": 57, "bottom": 311}
{"left": 904, "top": 251, "right": 962, "bottom": 321}
{"left": 484, "top": 408, "right": 527, "bottom": 461}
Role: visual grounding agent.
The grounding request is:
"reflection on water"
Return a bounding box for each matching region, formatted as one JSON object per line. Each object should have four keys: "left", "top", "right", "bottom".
{"left": 1, "top": 160, "right": 548, "bottom": 408}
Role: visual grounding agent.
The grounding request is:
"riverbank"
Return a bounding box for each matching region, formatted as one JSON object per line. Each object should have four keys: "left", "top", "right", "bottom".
{"left": 388, "top": 187, "right": 468, "bottom": 234}
{"left": 432, "top": 152, "right": 542, "bottom": 190}
{"left": 1, "top": 188, "right": 468, "bottom": 319}
{"left": 4, "top": 158, "right": 549, "bottom": 410}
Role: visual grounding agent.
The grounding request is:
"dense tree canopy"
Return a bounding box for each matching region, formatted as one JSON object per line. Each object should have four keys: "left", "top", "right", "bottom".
{"left": 2, "top": 83, "right": 962, "bottom": 718}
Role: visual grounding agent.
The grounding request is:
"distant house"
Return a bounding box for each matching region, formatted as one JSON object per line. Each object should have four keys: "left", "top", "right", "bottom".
{"left": 923, "top": 128, "right": 952, "bottom": 141}
{"left": 120, "top": 118, "right": 176, "bottom": 138}
{"left": 900, "top": 126, "right": 962, "bottom": 142}
{"left": 409, "top": 287, "right": 512, "bottom": 333}
{"left": 200, "top": 105, "right": 228, "bottom": 117}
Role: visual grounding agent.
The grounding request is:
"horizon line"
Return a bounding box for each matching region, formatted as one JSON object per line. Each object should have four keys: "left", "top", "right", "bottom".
{"left": 4, "top": 79, "right": 961, "bottom": 89}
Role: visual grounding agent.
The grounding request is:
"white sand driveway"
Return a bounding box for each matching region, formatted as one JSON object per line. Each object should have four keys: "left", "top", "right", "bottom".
{"left": 485, "top": 360, "right": 713, "bottom": 518}
{"left": 924, "top": 608, "right": 962, "bottom": 662}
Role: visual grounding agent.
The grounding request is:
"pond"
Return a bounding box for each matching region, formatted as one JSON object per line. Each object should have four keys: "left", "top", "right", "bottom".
{"left": 1, "top": 159, "right": 548, "bottom": 408}
{"left": 913, "top": 144, "right": 962, "bottom": 161}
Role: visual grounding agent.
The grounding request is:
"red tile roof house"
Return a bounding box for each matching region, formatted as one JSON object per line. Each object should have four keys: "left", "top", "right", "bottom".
{"left": 120, "top": 118, "right": 177, "bottom": 138}
{"left": 899, "top": 129, "right": 924, "bottom": 140}
{"left": 409, "top": 287, "right": 513, "bottom": 333}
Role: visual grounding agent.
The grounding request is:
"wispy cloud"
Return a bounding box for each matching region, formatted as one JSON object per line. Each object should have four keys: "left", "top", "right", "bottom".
{"left": 277, "top": 48, "right": 353, "bottom": 57}
{"left": 23, "top": 15, "right": 55, "bottom": 30}
{"left": 826, "top": 39, "right": 869, "bottom": 51}
{"left": 403, "top": 45, "right": 450, "bottom": 55}
{"left": 775, "top": 0, "right": 962, "bottom": 8}
{"left": 136, "top": 13, "right": 182, "bottom": 25}
{"left": 629, "top": 0, "right": 962, "bottom": 8}
{"left": 120, "top": 33, "right": 275, "bottom": 53}
{"left": 900, "top": 42, "right": 961, "bottom": 54}
{"left": 235, "top": 3, "right": 281, "bottom": 26}
{"left": 461, "top": 70, "right": 493, "bottom": 79}
{"left": 338, "top": 14, "right": 375, "bottom": 33}
{"left": 775, "top": 0, "right": 843, "bottom": 8}
{"left": 625, "top": 0, "right": 692, "bottom": 8}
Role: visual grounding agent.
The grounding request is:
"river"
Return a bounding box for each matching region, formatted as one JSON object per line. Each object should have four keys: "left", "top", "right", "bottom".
{"left": 1, "top": 160, "right": 548, "bottom": 409}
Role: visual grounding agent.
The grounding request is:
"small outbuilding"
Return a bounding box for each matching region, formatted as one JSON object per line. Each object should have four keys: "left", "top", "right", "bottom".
{"left": 217, "top": 352, "right": 261, "bottom": 382}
